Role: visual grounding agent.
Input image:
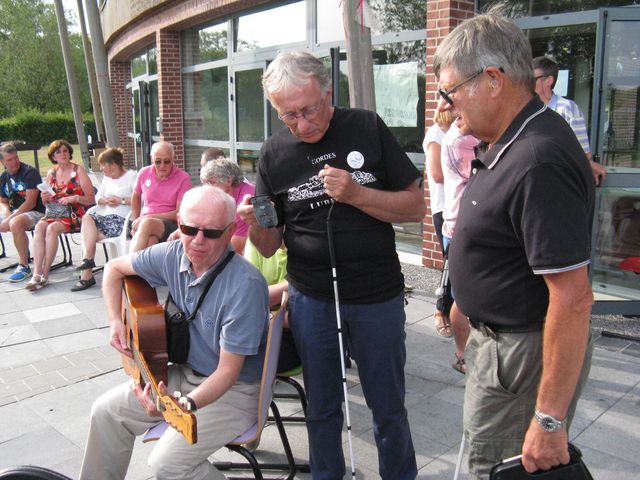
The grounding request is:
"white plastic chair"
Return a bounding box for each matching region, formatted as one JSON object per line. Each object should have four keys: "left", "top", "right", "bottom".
{"left": 85, "top": 206, "right": 131, "bottom": 263}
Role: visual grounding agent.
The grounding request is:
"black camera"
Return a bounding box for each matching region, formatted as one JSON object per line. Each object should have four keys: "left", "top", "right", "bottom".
{"left": 250, "top": 195, "right": 278, "bottom": 228}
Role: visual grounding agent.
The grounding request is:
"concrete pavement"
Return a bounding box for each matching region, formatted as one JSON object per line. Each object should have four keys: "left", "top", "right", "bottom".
{"left": 0, "top": 237, "right": 639, "bottom": 479}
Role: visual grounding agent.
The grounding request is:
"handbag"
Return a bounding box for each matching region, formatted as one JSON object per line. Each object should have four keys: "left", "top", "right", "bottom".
{"left": 164, "top": 251, "right": 235, "bottom": 364}
{"left": 44, "top": 202, "right": 72, "bottom": 219}
{"left": 490, "top": 443, "right": 593, "bottom": 480}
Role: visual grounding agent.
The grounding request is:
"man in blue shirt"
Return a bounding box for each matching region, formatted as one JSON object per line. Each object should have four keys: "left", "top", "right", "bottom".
{"left": 0, "top": 142, "right": 45, "bottom": 282}
{"left": 80, "top": 185, "right": 269, "bottom": 480}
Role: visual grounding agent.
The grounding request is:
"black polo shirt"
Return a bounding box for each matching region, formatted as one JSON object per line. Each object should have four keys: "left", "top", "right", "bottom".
{"left": 449, "top": 96, "right": 595, "bottom": 327}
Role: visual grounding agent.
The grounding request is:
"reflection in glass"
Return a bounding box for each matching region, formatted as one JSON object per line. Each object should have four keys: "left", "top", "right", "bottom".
{"left": 526, "top": 23, "right": 596, "bottom": 129}
{"left": 149, "top": 80, "right": 159, "bottom": 137}
{"left": 131, "top": 52, "right": 146, "bottom": 79}
{"left": 148, "top": 47, "right": 157, "bottom": 75}
{"left": 182, "top": 68, "right": 230, "bottom": 141}
{"left": 478, "top": 0, "right": 640, "bottom": 16}
{"left": 236, "top": 2, "right": 305, "bottom": 51}
{"left": 236, "top": 149, "right": 260, "bottom": 184}
{"left": 592, "top": 188, "right": 640, "bottom": 301}
{"left": 236, "top": 69, "right": 264, "bottom": 142}
{"left": 181, "top": 23, "right": 228, "bottom": 67}
{"left": 601, "top": 20, "right": 640, "bottom": 169}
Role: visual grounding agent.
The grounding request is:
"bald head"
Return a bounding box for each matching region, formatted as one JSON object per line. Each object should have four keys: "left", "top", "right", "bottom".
{"left": 180, "top": 186, "right": 236, "bottom": 225}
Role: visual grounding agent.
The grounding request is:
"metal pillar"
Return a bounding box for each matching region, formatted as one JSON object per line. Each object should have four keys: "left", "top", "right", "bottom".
{"left": 83, "top": 0, "right": 119, "bottom": 147}
{"left": 53, "top": 0, "right": 90, "bottom": 169}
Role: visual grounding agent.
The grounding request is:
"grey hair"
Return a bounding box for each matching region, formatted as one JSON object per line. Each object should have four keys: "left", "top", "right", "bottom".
{"left": 262, "top": 51, "right": 331, "bottom": 101}
{"left": 200, "top": 157, "right": 243, "bottom": 186}
{"left": 433, "top": 8, "right": 534, "bottom": 92}
{"left": 0, "top": 142, "right": 17, "bottom": 160}
{"left": 180, "top": 185, "right": 236, "bottom": 225}
{"left": 150, "top": 141, "right": 175, "bottom": 159}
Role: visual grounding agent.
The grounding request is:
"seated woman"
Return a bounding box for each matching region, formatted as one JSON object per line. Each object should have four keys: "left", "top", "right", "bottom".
{"left": 71, "top": 148, "right": 137, "bottom": 291}
{"left": 26, "top": 139, "right": 95, "bottom": 291}
{"left": 200, "top": 158, "right": 254, "bottom": 254}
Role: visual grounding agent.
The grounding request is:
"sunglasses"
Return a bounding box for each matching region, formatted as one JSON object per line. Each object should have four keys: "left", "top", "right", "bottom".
{"left": 154, "top": 159, "right": 172, "bottom": 165}
{"left": 179, "top": 222, "right": 231, "bottom": 239}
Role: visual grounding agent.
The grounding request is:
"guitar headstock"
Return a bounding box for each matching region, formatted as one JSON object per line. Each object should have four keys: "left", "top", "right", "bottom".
{"left": 156, "top": 393, "right": 198, "bottom": 445}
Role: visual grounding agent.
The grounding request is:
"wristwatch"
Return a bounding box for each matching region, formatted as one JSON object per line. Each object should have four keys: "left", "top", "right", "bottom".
{"left": 534, "top": 409, "right": 566, "bottom": 432}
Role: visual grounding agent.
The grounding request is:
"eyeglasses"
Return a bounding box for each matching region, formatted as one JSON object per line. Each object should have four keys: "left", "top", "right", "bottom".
{"left": 179, "top": 222, "right": 231, "bottom": 239}
{"left": 438, "top": 70, "right": 484, "bottom": 106}
{"left": 154, "top": 159, "right": 172, "bottom": 166}
{"left": 535, "top": 74, "right": 549, "bottom": 81}
{"left": 278, "top": 93, "right": 328, "bottom": 125}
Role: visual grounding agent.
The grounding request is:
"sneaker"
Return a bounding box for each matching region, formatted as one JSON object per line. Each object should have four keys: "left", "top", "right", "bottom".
{"left": 9, "top": 264, "right": 31, "bottom": 283}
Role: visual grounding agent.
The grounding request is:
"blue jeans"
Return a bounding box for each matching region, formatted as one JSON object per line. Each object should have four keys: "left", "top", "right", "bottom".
{"left": 288, "top": 285, "right": 417, "bottom": 480}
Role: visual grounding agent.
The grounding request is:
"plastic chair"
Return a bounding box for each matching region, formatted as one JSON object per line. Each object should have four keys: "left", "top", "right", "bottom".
{"left": 85, "top": 206, "right": 131, "bottom": 266}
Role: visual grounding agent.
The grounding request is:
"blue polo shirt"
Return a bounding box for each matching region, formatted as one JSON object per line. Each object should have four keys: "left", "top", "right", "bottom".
{"left": 132, "top": 241, "right": 269, "bottom": 382}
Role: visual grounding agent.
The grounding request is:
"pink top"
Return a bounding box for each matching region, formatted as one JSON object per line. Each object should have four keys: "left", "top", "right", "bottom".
{"left": 233, "top": 180, "right": 256, "bottom": 237}
{"left": 134, "top": 164, "right": 192, "bottom": 216}
{"left": 441, "top": 123, "right": 480, "bottom": 238}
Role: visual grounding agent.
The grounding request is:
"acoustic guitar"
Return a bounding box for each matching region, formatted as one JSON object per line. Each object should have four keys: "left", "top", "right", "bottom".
{"left": 121, "top": 275, "right": 198, "bottom": 445}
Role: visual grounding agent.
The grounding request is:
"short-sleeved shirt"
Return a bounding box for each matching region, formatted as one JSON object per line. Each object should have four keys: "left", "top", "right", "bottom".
{"left": 94, "top": 169, "right": 137, "bottom": 218}
{"left": 256, "top": 107, "right": 421, "bottom": 303}
{"left": 134, "top": 164, "right": 192, "bottom": 216}
{"left": 441, "top": 123, "right": 480, "bottom": 238}
{"left": 132, "top": 241, "right": 270, "bottom": 382}
{"left": 548, "top": 94, "right": 591, "bottom": 154}
{"left": 0, "top": 162, "right": 45, "bottom": 213}
{"left": 232, "top": 180, "right": 255, "bottom": 238}
{"left": 422, "top": 124, "right": 446, "bottom": 215}
{"left": 449, "top": 97, "right": 594, "bottom": 327}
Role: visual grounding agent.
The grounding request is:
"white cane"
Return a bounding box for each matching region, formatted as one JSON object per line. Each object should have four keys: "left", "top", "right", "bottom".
{"left": 327, "top": 203, "right": 357, "bottom": 479}
{"left": 453, "top": 433, "right": 465, "bottom": 480}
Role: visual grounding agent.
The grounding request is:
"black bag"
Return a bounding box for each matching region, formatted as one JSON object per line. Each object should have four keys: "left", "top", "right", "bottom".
{"left": 164, "top": 251, "right": 234, "bottom": 364}
{"left": 490, "top": 443, "right": 593, "bottom": 480}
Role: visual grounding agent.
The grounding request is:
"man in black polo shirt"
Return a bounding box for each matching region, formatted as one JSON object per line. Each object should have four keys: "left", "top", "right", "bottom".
{"left": 434, "top": 11, "right": 595, "bottom": 479}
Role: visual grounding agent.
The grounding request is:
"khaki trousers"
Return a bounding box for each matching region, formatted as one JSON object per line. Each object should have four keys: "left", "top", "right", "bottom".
{"left": 79, "top": 364, "right": 259, "bottom": 480}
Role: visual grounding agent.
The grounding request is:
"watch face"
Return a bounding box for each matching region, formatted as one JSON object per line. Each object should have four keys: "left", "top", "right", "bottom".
{"left": 540, "top": 415, "right": 561, "bottom": 432}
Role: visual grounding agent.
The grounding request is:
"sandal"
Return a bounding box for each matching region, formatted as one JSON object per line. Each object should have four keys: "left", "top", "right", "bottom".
{"left": 25, "top": 275, "right": 43, "bottom": 291}
{"left": 71, "top": 276, "right": 96, "bottom": 292}
{"left": 452, "top": 353, "right": 466, "bottom": 375}
{"left": 75, "top": 258, "right": 96, "bottom": 271}
{"left": 434, "top": 310, "right": 453, "bottom": 337}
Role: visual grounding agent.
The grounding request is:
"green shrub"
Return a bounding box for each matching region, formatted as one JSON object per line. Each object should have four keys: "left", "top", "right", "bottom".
{"left": 0, "top": 110, "right": 97, "bottom": 146}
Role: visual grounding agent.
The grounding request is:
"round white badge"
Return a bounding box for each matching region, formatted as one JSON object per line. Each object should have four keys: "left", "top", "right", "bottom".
{"left": 71, "top": 170, "right": 76, "bottom": 178}
{"left": 347, "top": 151, "right": 364, "bottom": 169}
{"left": 145, "top": 179, "right": 152, "bottom": 187}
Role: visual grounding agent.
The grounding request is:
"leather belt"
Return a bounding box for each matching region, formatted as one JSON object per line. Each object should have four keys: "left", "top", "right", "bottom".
{"left": 470, "top": 320, "right": 543, "bottom": 340}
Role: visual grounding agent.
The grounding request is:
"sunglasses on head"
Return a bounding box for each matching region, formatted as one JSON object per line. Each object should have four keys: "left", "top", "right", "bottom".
{"left": 179, "top": 223, "right": 231, "bottom": 239}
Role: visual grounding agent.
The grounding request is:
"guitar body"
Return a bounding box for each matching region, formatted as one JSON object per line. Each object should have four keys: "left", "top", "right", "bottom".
{"left": 122, "top": 276, "right": 168, "bottom": 385}
{"left": 121, "top": 276, "right": 198, "bottom": 445}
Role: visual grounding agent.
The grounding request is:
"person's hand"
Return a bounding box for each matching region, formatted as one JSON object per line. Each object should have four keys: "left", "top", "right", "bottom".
{"left": 58, "top": 195, "right": 77, "bottom": 206}
{"left": 130, "top": 217, "right": 142, "bottom": 235}
{"left": 521, "top": 418, "right": 570, "bottom": 473}
{"left": 41, "top": 191, "right": 54, "bottom": 203}
{"left": 590, "top": 160, "right": 606, "bottom": 186}
{"left": 237, "top": 194, "right": 259, "bottom": 228}
{"left": 167, "top": 228, "right": 180, "bottom": 241}
{"left": 132, "top": 382, "right": 162, "bottom": 416}
{"left": 109, "top": 319, "right": 132, "bottom": 358}
{"left": 105, "top": 196, "right": 122, "bottom": 206}
{"left": 318, "top": 165, "right": 359, "bottom": 203}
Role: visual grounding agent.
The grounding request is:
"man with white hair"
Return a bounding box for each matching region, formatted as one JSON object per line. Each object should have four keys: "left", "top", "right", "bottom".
{"left": 80, "top": 185, "right": 269, "bottom": 480}
{"left": 434, "top": 10, "right": 594, "bottom": 479}
{"left": 239, "top": 51, "right": 423, "bottom": 480}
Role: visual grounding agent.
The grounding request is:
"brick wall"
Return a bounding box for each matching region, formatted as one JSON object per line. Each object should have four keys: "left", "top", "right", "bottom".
{"left": 109, "top": 60, "right": 135, "bottom": 169}
{"left": 422, "top": 0, "right": 475, "bottom": 268}
{"left": 156, "top": 29, "right": 185, "bottom": 167}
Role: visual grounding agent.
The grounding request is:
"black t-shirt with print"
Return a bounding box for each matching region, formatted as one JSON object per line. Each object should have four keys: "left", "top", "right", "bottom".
{"left": 0, "top": 162, "right": 45, "bottom": 213}
{"left": 256, "top": 107, "right": 420, "bottom": 303}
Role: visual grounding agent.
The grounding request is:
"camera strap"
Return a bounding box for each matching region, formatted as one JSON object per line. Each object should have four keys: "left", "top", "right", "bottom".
{"left": 185, "top": 250, "right": 235, "bottom": 323}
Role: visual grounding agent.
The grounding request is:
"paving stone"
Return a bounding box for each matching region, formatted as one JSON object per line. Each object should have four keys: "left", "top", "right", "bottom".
{"left": 58, "top": 362, "right": 101, "bottom": 382}
{"left": 22, "top": 370, "right": 67, "bottom": 390}
{"left": 0, "top": 363, "right": 39, "bottom": 383}
{"left": 32, "top": 355, "right": 73, "bottom": 374}
{"left": 0, "top": 323, "right": 40, "bottom": 346}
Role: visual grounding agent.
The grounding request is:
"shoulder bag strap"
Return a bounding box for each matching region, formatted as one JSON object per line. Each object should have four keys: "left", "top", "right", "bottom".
{"left": 186, "top": 250, "right": 235, "bottom": 322}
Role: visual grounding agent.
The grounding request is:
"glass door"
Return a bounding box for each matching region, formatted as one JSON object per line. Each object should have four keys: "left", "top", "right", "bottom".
{"left": 590, "top": 8, "right": 640, "bottom": 314}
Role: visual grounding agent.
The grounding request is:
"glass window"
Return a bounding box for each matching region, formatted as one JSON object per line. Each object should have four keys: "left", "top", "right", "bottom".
{"left": 477, "top": 0, "right": 639, "bottom": 16}
{"left": 182, "top": 67, "right": 230, "bottom": 141}
{"left": 131, "top": 52, "right": 146, "bottom": 79}
{"left": 235, "top": 2, "right": 305, "bottom": 51}
{"left": 184, "top": 145, "right": 232, "bottom": 185}
{"left": 148, "top": 47, "right": 157, "bottom": 75}
{"left": 317, "top": 1, "right": 344, "bottom": 43}
{"left": 592, "top": 187, "right": 640, "bottom": 301}
{"left": 235, "top": 68, "right": 264, "bottom": 142}
{"left": 182, "top": 23, "right": 228, "bottom": 67}
{"left": 149, "top": 79, "right": 159, "bottom": 137}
